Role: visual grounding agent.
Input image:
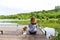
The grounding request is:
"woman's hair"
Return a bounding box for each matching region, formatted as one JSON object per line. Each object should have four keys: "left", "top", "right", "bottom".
{"left": 31, "top": 16, "right": 35, "bottom": 21}
{"left": 30, "top": 16, "right": 37, "bottom": 24}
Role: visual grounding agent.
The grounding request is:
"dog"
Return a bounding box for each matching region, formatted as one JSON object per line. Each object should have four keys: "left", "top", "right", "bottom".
{"left": 22, "top": 26, "right": 27, "bottom": 35}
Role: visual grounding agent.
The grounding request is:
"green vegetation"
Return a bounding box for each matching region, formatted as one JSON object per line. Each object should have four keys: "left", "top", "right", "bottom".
{"left": 0, "top": 10, "right": 60, "bottom": 19}
{"left": 0, "top": 6, "right": 60, "bottom": 40}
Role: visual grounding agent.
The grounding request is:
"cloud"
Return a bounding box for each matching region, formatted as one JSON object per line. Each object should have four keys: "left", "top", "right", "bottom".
{"left": 0, "top": 0, "right": 60, "bottom": 15}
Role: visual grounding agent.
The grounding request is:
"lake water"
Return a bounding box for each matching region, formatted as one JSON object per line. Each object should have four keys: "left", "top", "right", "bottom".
{"left": 0, "top": 19, "right": 24, "bottom": 27}
{"left": 41, "top": 27, "right": 58, "bottom": 38}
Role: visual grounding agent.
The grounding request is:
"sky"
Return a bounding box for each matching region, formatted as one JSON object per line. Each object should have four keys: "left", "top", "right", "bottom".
{"left": 0, "top": 0, "right": 60, "bottom": 15}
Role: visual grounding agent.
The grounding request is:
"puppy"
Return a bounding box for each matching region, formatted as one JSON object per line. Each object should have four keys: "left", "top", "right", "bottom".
{"left": 22, "top": 26, "right": 27, "bottom": 35}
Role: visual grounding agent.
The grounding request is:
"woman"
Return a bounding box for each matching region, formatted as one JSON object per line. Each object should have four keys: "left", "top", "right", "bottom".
{"left": 27, "top": 16, "right": 38, "bottom": 34}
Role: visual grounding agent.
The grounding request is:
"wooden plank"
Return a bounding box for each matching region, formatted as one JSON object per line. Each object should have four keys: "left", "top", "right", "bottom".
{"left": 0, "top": 27, "right": 50, "bottom": 40}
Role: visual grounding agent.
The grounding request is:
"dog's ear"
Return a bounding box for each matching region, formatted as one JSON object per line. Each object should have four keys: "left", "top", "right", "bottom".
{"left": 23, "top": 26, "right": 27, "bottom": 31}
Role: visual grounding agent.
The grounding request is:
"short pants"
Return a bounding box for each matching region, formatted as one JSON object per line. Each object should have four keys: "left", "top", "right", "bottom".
{"left": 29, "top": 31, "right": 37, "bottom": 34}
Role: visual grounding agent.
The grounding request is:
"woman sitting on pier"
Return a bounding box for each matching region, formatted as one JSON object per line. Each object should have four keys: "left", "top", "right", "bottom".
{"left": 27, "top": 16, "right": 38, "bottom": 35}
{"left": 22, "top": 16, "right": 38, "bottom": 35}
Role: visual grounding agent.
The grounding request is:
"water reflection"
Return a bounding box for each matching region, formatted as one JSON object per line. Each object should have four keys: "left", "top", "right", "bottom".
{"left": 41, "top": 27, "right": 58, "bottom": 39}
{"left": 0, "top": 23, "right": 24, "bottom": 27}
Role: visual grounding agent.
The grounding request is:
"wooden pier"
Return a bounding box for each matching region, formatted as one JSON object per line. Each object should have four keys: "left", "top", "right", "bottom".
{"left": 0, "top": 27, "right": 50, "bottom": 40}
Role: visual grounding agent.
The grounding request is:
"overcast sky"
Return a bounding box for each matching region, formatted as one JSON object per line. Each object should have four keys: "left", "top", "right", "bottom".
{"left": 0, "top": 0, "right": 60, "bottom": 15}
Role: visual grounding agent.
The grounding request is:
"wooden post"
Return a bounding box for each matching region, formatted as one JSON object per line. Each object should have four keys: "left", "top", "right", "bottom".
{"left": 45, "top": 31, "right": 46, "bottom": 36}
{"left": 1, "top": 31, "right": 3, "bottom": 35}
